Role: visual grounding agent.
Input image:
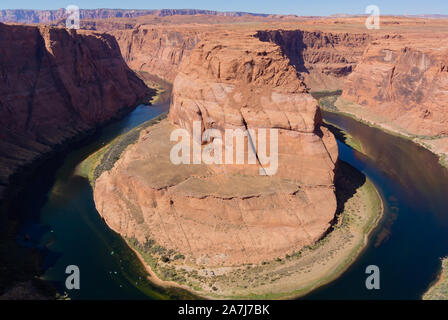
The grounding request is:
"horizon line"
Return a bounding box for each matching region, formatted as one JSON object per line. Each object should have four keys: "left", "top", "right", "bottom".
{"left": 0, "top": 8, "right": 448, "bottom": 18}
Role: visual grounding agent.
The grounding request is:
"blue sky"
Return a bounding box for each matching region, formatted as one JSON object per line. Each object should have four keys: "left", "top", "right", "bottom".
{"left": 0, "top": 0, "right": 447, "bottom": 16}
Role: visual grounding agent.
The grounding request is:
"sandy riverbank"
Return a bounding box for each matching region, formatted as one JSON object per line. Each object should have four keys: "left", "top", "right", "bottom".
{"left": 423, "top": 257, "right": 448, "bottom": 300}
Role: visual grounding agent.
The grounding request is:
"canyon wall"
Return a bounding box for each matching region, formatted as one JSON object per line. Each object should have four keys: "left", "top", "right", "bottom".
{"left": 342, "top": 34, "right": 448, "bottom": 137}
{"left": 0, "top": 23, "right": 150, "bottom": 201}
{"left": 94, "top": 32, "right": 338, "bottom": 266}
{"left": 111, "top": 26, "right": 202, "bottom": 82}
{"left": 256, "top": 30, "right": 371, "bottom": 91}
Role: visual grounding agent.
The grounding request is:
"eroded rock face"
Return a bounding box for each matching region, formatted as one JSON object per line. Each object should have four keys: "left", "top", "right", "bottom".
{"left": 342, "top": 34, "right": 448, "bottom": 137}
{"left": 112, "top": 26, "right": 202, "bottom": 82}
{"left": 0, "top": 23, "right": 149, "bottom": 200}
{"left": 256, "top": 30, "right": 371, "bottom": 91}
{"left": 94, "top": 32, "right": 338, "bottom": 266}
{"left": 169, "top": 33, "right": 338, "bottom": 181}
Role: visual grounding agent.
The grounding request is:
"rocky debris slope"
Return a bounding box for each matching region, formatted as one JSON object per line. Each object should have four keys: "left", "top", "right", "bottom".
{"left": 0, "top": 23, "right": 150, "bottom": 201}
{"left": 0, "top": 9, "right": 154, "bottom": 24}
{"left": 341, "top": 34, "right": 448, "bottom": 137}
{"left": 94, "top": 32, "right": 338, "bottom": 266}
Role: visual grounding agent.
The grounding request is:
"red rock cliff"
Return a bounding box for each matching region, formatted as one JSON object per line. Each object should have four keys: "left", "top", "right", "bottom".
{"left": 113, "top": 26, "right": 371, "bottom": 89}
{"left": 342, "top": 34, "right": 448, "bottom": 137}
{"left": 111, "top": 25, "right": 202, "bottom": 82}
{"left": 0, "top": 23, "right": 149, "bottom": 200}
{"left": 255, "top": 30, "right": 371, "bottom": 90}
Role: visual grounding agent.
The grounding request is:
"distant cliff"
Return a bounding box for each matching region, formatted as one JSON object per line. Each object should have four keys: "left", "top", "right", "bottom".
{"left": 0, "top": 9, "right": 271, "bottom": 24}
{"left": 0, "top": 23, "right": 150, "bottom": 201}
{"left": 0, "top": 9, "right": 151, "bottom": 24}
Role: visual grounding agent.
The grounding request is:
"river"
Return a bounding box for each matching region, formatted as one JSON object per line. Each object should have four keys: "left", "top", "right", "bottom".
{"left": 11, "top": 103, "right": 448, "bottom": 299}
{"left": 15, "top": 100, "right": 193, "bottom": 299}
{"left": 306, "top": 111, "right": 448, "bottom": 299}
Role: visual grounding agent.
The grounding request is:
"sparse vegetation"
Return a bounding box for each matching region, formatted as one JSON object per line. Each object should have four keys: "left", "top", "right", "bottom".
{"left": 439, "top": 154, "right": 448, "bottom": 169}
{"left": 311, "top": 90, "right": 342, "bottom": 111}
{"left": 126, "top": 236, "right": 193, "bottom": 286}
{"left": 311, "top": 90, "right": 343, "bottom": 100}
{"left": 136, "top": 71, "right": 173, "bottom": 104}
{"left": 77, "top": 113, "right": 168, "bottom": 184}
{"left": 173, "top": 253, "right": 185, "bottom": 260}
{"left": 423, "top": 257, "right": 448, "bottom": 300}
{"left": 319, "top": 95, "right": 340, "bottom": 111}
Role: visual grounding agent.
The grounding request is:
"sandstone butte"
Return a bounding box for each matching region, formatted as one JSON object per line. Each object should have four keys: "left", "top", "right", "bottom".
{"left": 0, "top": 22, "right": 150, "bottom": 201}
{"left": 94, "top": 31, "right": 339, "bottom": 266}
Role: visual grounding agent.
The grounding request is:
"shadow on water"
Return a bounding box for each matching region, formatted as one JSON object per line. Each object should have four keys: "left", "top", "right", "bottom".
{"left": 323, "top": 122, "right": 351, "bottom": 147}
{"left": 8, "top": 101, "right": 197, "bottom": 299}
{"left": 333, "top": 160, "right": 367, "bottom": 221}
{"left": 304, "top": 110, "right": 448, "bottom": 299}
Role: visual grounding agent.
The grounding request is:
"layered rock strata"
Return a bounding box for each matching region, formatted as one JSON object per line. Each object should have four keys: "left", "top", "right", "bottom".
{"left": 113, "top": 26, "right": 370, "bottom": 88}
{"left": 111, "top": 26, "right": 202, "bottom": 82}
{"left": 255, "top": 30, "right": 371, "bottom": 91}
{"left": 342, "top": 34, "right": 448, "bottom": 137}
{"left": 0, "top": 23, "right": 149, "bottom": 201}
{"left": 94, "top": 32, "right": 338, "bottom": 266}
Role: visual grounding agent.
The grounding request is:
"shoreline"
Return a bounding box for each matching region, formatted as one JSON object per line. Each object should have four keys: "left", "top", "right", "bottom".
{"left": 320, "top": 96, "right": 448, "bottom": 170}
{"left": 127, "top": 244, "right": 209, "bottom": 299}
{"left": 423, "top": 257, "right": 448, "bottom": 300}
